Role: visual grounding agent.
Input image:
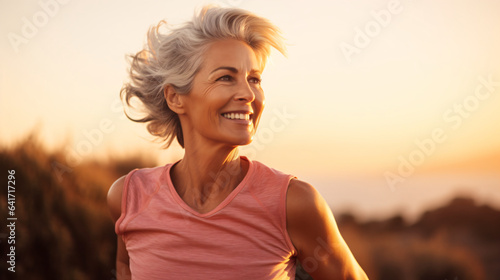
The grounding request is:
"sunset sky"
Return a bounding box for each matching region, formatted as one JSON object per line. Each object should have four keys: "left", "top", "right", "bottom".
{"left": 1, "top": 0, "right": 499, "bottom": 220}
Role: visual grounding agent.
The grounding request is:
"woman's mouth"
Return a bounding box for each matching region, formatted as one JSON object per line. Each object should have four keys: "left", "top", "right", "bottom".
{"left": 221, "top": 112, "right": 251, "bottom": 121}
{"left": 220, "top": 111, "right": 253, "bottom": 125}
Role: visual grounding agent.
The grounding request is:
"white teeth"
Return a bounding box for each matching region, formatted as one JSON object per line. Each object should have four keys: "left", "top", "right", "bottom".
{"left": 222, "top": 113, "right": 251, "bottom": 120}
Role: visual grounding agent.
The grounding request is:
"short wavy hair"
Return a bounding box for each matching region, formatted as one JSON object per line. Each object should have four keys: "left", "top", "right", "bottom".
{"left": 121, "top": 5, "right": 286, "bottom": 148}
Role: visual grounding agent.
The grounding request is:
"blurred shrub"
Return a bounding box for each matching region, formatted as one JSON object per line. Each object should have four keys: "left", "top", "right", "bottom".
{"left": 338, "top": 197, "right": 500, "bottom": 280}
{"left": 0, "top": 134, "right": 154, "bottom": 280}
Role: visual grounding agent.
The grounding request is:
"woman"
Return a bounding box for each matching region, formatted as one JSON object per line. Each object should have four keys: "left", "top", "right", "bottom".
{"left": 107, "top": 6, "right": 368, "bottom": 280}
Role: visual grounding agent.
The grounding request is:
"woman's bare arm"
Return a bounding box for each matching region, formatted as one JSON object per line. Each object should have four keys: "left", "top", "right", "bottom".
{"left": 286, "top": 179, "right": 368, "bottom": 280}
{"left": 107, "top": 176, "right": 132, "bottom": 280}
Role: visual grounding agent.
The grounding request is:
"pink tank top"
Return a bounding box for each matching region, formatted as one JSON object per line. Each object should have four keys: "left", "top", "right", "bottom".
{"left": 116, "top": 156, "right": 298, "bottom": 279}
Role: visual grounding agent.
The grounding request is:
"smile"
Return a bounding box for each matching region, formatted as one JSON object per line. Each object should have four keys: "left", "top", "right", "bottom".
{"left": 221, "top": 112, "right": 252, "bottom": 121}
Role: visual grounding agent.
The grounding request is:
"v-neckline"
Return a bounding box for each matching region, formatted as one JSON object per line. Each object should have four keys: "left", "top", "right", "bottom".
{"left": 164, "top": 156, "right": 254, "bottom": 218}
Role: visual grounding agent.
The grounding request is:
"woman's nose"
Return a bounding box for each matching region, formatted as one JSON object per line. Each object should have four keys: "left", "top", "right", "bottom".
{"left": 234, "top": 79, "right": 256, "bottom": 102}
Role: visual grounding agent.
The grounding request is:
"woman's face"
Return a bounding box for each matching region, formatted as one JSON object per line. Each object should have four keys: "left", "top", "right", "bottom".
{"left": 179, "top": 39, "right": 265, "bottom": 147}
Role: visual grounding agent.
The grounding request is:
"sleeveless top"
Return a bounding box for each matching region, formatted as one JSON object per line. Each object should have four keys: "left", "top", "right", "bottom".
{"left": 115, "top": 156, "right": 298, "bottom": 279}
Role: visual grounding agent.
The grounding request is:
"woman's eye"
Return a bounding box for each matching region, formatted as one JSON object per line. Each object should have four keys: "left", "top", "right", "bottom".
{"left": 249, "top": 77, "right": 262, "bottom": 84}
{"left": 217, "top": 75, "right": 232, "bottom": 82}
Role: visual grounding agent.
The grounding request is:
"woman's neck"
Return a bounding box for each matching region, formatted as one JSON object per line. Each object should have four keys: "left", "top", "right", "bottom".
{"left": 170, "top": 141, "right": 247, "bottom": 213}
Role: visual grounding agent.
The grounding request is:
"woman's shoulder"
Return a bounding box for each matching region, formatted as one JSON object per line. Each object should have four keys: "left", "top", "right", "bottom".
{"left": 248, "top": 158, "right": 291, "bottom": 178}
{"left": 286, "top": 178, "right": 319, "bottom": 208}
{"left": 106, "top": 164, "right": 171, "bottom": 221}
{"left": 107, "top": 175, "right": 126, "bottom": 222}
{"left": 117, "top": 164, "right": 170, "bottom": 186}
{"left": 286, "top": 178, "right": 329, "bottom": 224}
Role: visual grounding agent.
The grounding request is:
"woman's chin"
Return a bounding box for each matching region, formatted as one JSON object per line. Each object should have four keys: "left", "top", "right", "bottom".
{"left": 236, "top": 140, "right": 253, "bottom": 146}
{"left": 225, "top": 135, "right": 254, "bottom": 146}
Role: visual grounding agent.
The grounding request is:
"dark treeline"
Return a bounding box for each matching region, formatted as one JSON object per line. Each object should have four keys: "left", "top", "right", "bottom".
{"left": 0, "top": 134, "right": 499, "bottom": 280}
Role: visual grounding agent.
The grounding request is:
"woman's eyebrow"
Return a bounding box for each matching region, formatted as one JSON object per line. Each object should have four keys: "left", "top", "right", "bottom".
{"left": 249, "top": 69, "right": 262, "bottom": 75}
{"left": 210, "top": 66, "right": 238, "bottom": 74}
{"left": 210, "top": 66, "right": 262, "bottom": 76}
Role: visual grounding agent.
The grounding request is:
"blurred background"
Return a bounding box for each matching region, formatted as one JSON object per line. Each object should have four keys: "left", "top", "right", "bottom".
{"left": 1, "top": 0, "right": 499, "bottom": 279}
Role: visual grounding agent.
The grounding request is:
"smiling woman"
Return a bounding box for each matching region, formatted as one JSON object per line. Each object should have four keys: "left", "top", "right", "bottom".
{"left": 169, "top": 39, "right": 264, "bottom": 148}
{"left": 107, "top": 5, "right": 367, "bottom": 280}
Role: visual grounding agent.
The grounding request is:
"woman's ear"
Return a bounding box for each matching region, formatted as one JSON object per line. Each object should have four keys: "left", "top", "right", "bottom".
{"left": 164, "top": 85, "right": 185, "bottom": 114}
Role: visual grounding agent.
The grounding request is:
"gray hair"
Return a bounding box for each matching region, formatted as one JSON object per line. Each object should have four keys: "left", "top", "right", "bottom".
{"left": 121, "top": 5, "right": 286, "bottom": 148}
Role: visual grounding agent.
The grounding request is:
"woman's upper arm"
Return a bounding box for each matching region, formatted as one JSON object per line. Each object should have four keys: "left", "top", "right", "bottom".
{"left": 107, "top": 175, "right": 132, "bottom": 278}
{"left": 107, "top": 175, "right": 126, "bottom": 222}
{"left": 286, "top": 179, "right": 368, "bottom": 280}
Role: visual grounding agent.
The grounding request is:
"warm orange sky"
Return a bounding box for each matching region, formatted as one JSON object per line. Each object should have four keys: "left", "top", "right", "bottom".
{"left": 1, "top": 0, "right": 499, "bottom": 219}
